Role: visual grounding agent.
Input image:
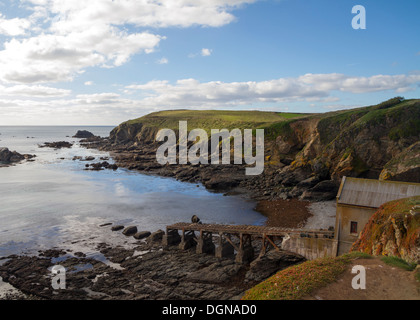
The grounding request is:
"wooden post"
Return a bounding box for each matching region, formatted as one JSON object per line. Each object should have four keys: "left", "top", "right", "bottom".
{"left": 235, "top": 232, "right": 254, "bottom": 264}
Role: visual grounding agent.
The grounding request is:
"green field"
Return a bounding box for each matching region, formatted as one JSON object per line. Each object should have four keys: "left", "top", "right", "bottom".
{"left": 124, "top": 110, "right": 310, "bottom": 135}
{"left": 120, "top": 98, "right": 420, "bottom": 142}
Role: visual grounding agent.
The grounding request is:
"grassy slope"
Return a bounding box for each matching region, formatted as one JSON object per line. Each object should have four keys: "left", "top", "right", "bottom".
{"left": 241, "top": 252, "right": 419, "bottom": 300}
{"left": 120, "top": 98, "right": 420, "bottom": 143}
{"left": 124, "top": 110, "right": 310, "bottom": 136}
{"left": 241, "top": 252, "right": 371, "bottom": 300}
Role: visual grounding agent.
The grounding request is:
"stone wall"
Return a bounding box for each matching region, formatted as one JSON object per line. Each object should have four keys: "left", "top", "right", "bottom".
{"left": 282, "top": 235, "right": 338, "bottom": 260}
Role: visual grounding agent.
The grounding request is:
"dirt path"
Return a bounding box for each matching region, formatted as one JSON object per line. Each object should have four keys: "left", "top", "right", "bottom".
{"left": 304, "top": 258, "right": 420, "bottom": 300}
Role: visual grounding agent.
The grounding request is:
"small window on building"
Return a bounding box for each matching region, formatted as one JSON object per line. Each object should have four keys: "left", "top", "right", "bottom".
{"left": 350, "top": 221, "right": 358, "bottom": 234}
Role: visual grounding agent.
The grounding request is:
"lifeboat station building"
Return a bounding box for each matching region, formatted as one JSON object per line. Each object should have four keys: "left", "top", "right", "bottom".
{"left": 335, "top": 177, "right": 420, "bottom": 255}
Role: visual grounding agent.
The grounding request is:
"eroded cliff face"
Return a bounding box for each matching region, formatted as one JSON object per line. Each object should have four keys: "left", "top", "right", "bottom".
{"left": 379, "top": 141, "right": 420, "bottom": 183}
{"left": 351, "top": 196, "right": 420, "bottom": 264}
{"left": 268, "top": 98, "right": 420, "bottom": 186}
{"left": 104, "top": 98, "right": 419, "bottom": 200}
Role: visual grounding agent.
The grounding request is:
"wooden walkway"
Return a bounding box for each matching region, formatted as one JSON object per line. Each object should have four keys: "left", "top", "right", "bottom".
{"left": 164, "top": 222, "right": 335, "bottom": 263}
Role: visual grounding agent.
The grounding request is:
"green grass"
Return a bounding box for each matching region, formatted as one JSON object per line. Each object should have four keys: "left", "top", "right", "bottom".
{"left": 117, "top": 98, "right": 420, "bottom": 145}
{"left": 122, "top": 110, "right": 310, "bottom": 138}
{"left": 316, "top": 98, "right": 420, "bottom": 145}
{"left": 346, "top": 251, "right": 374, "bottom": 259}
{"left": 241, "top": 252, "right": 371, "bottom": 300}
{"left": 380, "top": 256, "right": 417, "bottom": 271}
{"left": 415, "top": 269, "right": 420, "bottom": 282}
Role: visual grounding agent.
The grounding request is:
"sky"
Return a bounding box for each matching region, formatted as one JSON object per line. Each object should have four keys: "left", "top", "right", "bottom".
{"left": 0, "top": 0, "right": 419, "bottom": 125}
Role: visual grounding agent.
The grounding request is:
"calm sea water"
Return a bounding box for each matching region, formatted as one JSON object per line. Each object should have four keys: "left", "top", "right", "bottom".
{"left": 0, "top": 126, "right": 265, "bottom": 258}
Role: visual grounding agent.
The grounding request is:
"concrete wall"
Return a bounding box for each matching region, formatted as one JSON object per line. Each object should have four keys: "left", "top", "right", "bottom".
{"left": 282, "top": 235, "right": 338, "bottom": 260}
{"left": 335, "top": 204, "right": 377, "bottom": 255}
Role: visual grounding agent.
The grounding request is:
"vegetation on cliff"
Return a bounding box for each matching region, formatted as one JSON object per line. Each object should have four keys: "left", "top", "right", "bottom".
{"left": 241, "top": 252, "right": 368, "bottom": 300}
{"left": 104, "top": 98, "right": 419, "bottom": 201}
{"left": 109, "top": 98, "right": 420, "bottom": 186}
{"left": 351, "top": 196, "right": 420, "bottom": 264}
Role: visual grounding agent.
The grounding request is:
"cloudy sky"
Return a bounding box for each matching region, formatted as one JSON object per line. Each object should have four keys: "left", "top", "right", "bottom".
{"left": 0, "top": 0, "right": 419, "bottom": 125}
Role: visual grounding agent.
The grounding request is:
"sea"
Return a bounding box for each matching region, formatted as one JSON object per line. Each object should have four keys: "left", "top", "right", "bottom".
{"left": 0, "top": 126, "right": 266, "bottom": 258}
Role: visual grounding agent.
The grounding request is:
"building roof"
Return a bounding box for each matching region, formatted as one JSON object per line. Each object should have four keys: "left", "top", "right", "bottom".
{"left": 337, "top": 177, "right": 420, "bottom": 208}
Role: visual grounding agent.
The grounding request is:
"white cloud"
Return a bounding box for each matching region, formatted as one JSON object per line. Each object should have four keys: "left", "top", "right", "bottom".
{"left": 0, "top": 84, "right": 71, "bottom": 97}
{"left": 0, "top": 14, "right": 31, "bottom": 36}
{"left": 201, "top": 48, "right": 212, "bottom": 57}
{"left": 0, "top": 0, "right": 254, "bottom": 84}
{"left": 0, "top": 28, "right": 163, "bottom": 83}
{"left": 156, "top": 57, "right": 169, "bottom": 64}
{"left": 84, "top": 81, "right": 94, "bottom": 86}
{"left": 125, "top": 73, "right": 420, "bottom": 108}
{"left": 1, "top": 71, "right": 419, "bottom": 125}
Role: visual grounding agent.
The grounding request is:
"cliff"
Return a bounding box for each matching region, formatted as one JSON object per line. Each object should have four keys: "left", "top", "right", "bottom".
{"left": 99, "top": 97, "right": 420, "bottom": 200}
{"left": 351, "top": 196, "right": 420, "bottom": 264}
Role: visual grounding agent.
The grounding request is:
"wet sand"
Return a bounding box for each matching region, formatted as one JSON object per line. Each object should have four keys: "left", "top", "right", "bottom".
{"left": 255, "top": 199, "right": 312, "bottom": 228}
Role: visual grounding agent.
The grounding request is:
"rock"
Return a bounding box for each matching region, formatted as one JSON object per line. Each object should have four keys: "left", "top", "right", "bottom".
{"left": 81, "top": 156, "right": 95, "bottom": 161}
{"left": 74, "top": 252, "right": 86, "bottom": 258}
{"left": 186, "top": 261, "right": 243, "bottom": 284}
{"left": 147, "top": 229, "right": 165, "bottom": 243}
{"left": 111, "top": 225, "right": 124, "bottom": 231}
{"left": 379, "top": 141, "right": 420, "bottom": 183}
{"left": 99, "top": 223, "right": 112, "bottom": 227}
{"left": 38, "top": 249, "right": 66, "bottom": 258}
{"left": 133, "top": 231, "right": 151, "bottom": 240}
{"left": 73, "top": 130, "right": 95, "bottom": 138}
{"left": 0, "top": 148, "right": 24, "bottom": 163}
{"left": 122, "top": 226, "right": 138, "bottom": 236}
{"left": 300, "top": 179, "right": 338, "bottom": 201}
{"left": 245, "top": 250, "right": 306, "bottom": 283}
{"left": 85, "top": 161, "right": 118, "bottom": 171}
{"left": 39, "top": 141, "right": 73, "bottom": 149}
{"left": 191, "top": 215, "right": 201, "bottom": 224}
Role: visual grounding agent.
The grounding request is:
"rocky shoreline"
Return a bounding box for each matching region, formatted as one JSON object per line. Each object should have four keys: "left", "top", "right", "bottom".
{"left": 76, "top": 135, "right": 339, "bottom": 230}
{"left": 79, "top": 136, "right": 339, "bottom": 203}
{"left": 0, "top": 130, "right": 331, "bottom": 300}
{"left": 0, "top": 225, "right": 306, "bottom": 300}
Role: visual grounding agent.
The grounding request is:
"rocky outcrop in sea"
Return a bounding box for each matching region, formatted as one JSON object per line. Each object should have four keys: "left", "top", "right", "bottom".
{"left": 0, "top": 147, "right": 35, "bottom": 167}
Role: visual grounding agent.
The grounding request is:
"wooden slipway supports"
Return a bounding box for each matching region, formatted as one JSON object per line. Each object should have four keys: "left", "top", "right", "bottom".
{"left": 164, "top": 222, "right": 335, "bottom": 262}
{"left": 165, "top": 226, "right": 283, "bottom": 264}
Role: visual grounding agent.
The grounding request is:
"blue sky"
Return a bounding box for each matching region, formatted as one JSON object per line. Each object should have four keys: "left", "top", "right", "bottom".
{"left": 0, "top": 0, "right": 419, "bottom": 125}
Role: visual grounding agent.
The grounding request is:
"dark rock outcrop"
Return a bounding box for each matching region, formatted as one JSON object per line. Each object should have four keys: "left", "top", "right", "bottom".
{"left": 245, "top": 250, "right": 306, "bottom": 283}
{"left": 39, "top": 141, "right": 73, "bottom": 149}
{"left": 111, "top": 225, "right": 124, "bottom": 231}
{"left": 0, "top": 147, "right": 35, "bottom": 166}
{"left": 133, "top": 231, "right": 151, "bottom": 240}
{"left": 73, "top": 130, "right": 95, "bottom": 138}
{"left": 122, "top": 226, "right": 137, "bottom": 236}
